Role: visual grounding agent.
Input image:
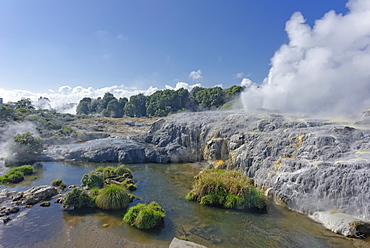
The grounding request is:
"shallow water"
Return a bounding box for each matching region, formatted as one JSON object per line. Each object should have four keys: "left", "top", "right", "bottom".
{"left": 0, "top": 162, "right": 359, "bottom": 248}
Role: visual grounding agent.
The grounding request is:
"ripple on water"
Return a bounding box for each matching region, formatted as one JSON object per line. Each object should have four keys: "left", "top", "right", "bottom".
{"left": 0, "top": 161, "right": 361, "bottom": 248}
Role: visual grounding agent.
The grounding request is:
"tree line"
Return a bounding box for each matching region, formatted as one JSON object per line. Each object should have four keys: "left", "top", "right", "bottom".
{"left": 76, "top": 85, "right": 244, "bottom": 118}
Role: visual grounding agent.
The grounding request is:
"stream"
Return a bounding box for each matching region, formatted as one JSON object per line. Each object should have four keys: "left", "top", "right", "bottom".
{"left": 0, "top": 162, "right": 358, "bottom": 248}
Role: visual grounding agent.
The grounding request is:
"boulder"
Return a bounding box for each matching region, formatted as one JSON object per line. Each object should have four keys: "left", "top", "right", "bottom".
{"left": 19, "top": 185, "right": 59, "bottom": 205}
{"left": 169, "top": 237, "right": 207, "bottom": 248}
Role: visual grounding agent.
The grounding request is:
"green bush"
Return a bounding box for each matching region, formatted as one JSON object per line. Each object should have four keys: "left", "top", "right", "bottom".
{"left": 123, "top": 202, "right": 166, "bottom": 230}
{"left": 62, "top": 188, "right": 94, "bottom": 210}
{"left": 95, "top": 184, "right": 130, "bottom": 210}
{"left": 51, "top": 178, "right": 66, "bottom": 189}
{"left": 81, "top": 171, "right": 104, "bottom": 189}
{"left": 186, "top": 169, "right": 267, "bottom": 210}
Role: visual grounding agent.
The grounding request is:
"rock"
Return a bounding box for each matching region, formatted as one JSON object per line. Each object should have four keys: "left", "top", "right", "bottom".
{"left": 142, "top": 112, "right": 370, "bottom": 223}
{"left": 1, "top": 216, "right": 11, "bottom": 224}
{"left": 310, "top": 211, "right": 370, "bottom": 238}
{"left": 19, "top": 185, "right": 59, "bottom": 205}
{"left": 0, "top": 206, "right": 20, "bottom": 217}
{"left": 44, "top": 138, "right": 162, "bottom": 163}
{"left": 169, "top": 237, "right": 207, "bottom": 248}
{"left": 40, "top": 201, "right": 51, "bottom": 207}
{"left": 0, "top": 189, "right": 22, "bottom": 204}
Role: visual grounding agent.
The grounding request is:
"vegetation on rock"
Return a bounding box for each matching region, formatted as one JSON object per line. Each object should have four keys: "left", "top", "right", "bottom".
{"left": 95, "top": 184, "right": 130, "bottom": 210}
{"left": 81, "top": 171, "right": 105, "bottom": 189}
{"left": 186, "top": 169, "right": 267, "bottom": 210}
{"left": 0, "top": 165, "right": 34, "bottom": 184}
{"left": 81, "top": 165, "right": 134, "bottom": 189}
{"left": 51, "top": 178, "right": 67, "bottom": 189}
{"left": 123, "top": 202, "right": 166, "bottom": 229}
{"left": 62, "top": 187, "right": 94, "bottom": 210}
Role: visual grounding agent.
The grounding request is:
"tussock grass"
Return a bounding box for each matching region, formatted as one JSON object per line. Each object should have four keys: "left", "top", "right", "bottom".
{"left": 186, "top": 169, "right": 267, "bottom": 210}
{"left": 95, "top": 184, "right": 130, "bottom": 210}
{"left": 123, "top": 202, "right": 165, "bottom": 229}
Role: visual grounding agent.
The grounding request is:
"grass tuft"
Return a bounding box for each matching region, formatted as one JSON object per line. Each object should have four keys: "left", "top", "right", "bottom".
{"left": 186, "top": 169, "right": 267, "bottom": 210}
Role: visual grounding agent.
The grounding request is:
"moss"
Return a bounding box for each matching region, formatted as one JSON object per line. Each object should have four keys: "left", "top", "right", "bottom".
{"left": 123, "top": 202, "right": 165, "bottom": 230}
{"left": 95, "top": 184, "right": 130, "bottom": 210}
{"left": 51, "top": 178, "right": 66, "bottom": 189}
{"left": 186, "top": 169, "right": 267, "bottom": 210}
{"left": 0, "top": 165, "right": 34, "bottom": 184}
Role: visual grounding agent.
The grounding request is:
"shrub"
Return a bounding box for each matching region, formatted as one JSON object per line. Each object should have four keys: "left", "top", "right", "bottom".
{"left": 186, "top": 169, "right": 267, "bottom": 210}
{"left": 62, "top": 188, "right": 94, "bottom": 210}
{"left": 51, "top": 178, "right": 66, "bottom": 189}
{"left": 123, "top": 202, "right": 166, "bottom": 230}
{"left": 95, "top": 184, "right": 130, "bottom": 210}
{"left": 81, "top": 171, "right": 104, "bottom": 189}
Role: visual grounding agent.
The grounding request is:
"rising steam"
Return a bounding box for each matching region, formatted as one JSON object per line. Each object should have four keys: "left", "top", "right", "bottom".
{"left": 242, "top": 0, "right": 370, "bottom": 117}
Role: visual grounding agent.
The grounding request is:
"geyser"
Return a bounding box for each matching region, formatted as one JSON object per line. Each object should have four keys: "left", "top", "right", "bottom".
{"left": 242, "top": 0, "right": 370, "bottom": 117}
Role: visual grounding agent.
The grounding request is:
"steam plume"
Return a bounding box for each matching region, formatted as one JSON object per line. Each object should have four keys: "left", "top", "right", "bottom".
{"left": 242, "top": 0, "right": 370, "bottom": 117}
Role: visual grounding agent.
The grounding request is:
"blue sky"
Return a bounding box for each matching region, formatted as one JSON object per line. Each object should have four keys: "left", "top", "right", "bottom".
{"left": 0, "top": 0, "right": 348, "bottom": 95}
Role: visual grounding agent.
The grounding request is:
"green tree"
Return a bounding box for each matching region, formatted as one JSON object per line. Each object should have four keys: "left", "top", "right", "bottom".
{"left": 195, "top": 87, "right": 225, "bottom": 109}
{"left": 0, "top": 104, "right": 16, "bottom": 120}
{"left": 5, "top": 132, "right": 44, "bottom": 166}
{"left": 124, "top": 94, "right": 147, "bottom": 117}
{"left": 15, "top": 98, "right": 34, "bottom": 110}
{"left": 101, "top": 92, "right": 116, "bottom": 110}
{"left": 76, "top": 97, "right": 92, "bottom": 115}
{"left": 106, "top": 99, "right": 124, "bottom": 118}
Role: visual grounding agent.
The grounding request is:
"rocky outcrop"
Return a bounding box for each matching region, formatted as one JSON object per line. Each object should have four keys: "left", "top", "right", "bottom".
{"left": 40, "top": 111, "right": 370, "bottom": 233}
{"left": 0, "top": 185, "right": 59, "bottom": 223}
{"left": 141, "top": 112, "right": 370, "bottom": 224}
{"left": 43, "top": 138, "right": 163, "bottom": 163}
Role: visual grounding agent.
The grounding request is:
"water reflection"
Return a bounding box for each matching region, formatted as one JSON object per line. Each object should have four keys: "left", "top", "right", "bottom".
{"left": 0, "top": 162, "right": 360, "bottom": 247}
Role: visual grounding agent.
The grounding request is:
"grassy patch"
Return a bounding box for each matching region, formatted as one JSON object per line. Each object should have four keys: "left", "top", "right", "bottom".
{"left": 123, "top": 202, "right": 166, "bottom": 229}
{"left": 0, "top": 165, "right": 34, "bottom": 184}
{"left": 186, "top": 169, "right": 267, "bottom": 210}
{"left": 95, "top": 184, "right": 130, "bottom": 210}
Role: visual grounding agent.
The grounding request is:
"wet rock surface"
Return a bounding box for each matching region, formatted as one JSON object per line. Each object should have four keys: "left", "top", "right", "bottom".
{"left": 0, "top": 185, "right": 59, "bottom": 223}
{"left": 142, "top": 112, "right": 370, "bottom": 223}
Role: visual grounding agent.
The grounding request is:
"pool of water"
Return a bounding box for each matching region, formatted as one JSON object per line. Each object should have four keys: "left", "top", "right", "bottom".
{"left": 0, "top": 162, "right": 359, "bottom": 247}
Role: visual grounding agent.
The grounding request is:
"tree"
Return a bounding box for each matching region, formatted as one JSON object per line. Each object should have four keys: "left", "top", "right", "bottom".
{"left": 0, "top": 104, "right": 16, "bottom": 120}
{"left": 101, "top": 92, "right": 116, "bottom": 110}
{"left": 195, "top": 87, "right": 225, "bottom": 109}
{"left": 15, "top": 98, "right": 34, "bottom": 110}
{"left": 76, "top": 97, "right": 92, "bottom": 115}
{"left": 124, "top": 94, "right": 147, "bottom": 117}
{"left": 106, "top": 99, "right": 124, "bottom": 118}
{"left": 5, "top": 132, "right": 44, "bottom": 166}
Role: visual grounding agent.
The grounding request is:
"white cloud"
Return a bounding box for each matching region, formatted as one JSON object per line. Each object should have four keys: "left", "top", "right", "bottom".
{"left": 241, "top": 0, "right": 370, "bottom": 117}
{"left": 118, "top": 34, "right": 129, "bottom": 41}
{"left": 189, "top": 69, "right": 203, "bottom": 81}
{"left": 235, "top": 73, "right": 244, "bottom": 78}
{"left": 165, "top": 82, "right": 202, "bottom": 91}
{"left": 240, "top": 78, "right": 254, "bottom": 88}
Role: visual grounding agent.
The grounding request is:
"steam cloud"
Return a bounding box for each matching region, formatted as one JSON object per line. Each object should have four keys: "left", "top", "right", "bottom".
{"left": 242, "top": 0, "right": 370, "bottom": 117}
